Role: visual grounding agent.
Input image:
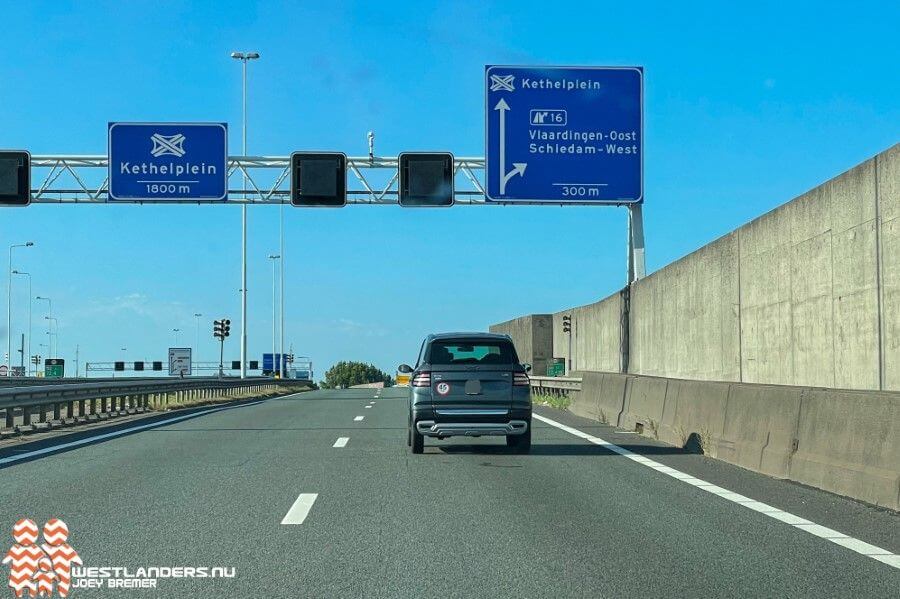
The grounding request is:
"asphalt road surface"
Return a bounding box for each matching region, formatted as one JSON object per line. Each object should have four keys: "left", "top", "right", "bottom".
{"left": 1, "top": 387, "right": 898, "bottom": 598}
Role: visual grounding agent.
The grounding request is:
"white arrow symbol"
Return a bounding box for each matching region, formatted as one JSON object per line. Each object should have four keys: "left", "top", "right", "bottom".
{"left": 495, "top": 98, "right": 527, "bottom": 195}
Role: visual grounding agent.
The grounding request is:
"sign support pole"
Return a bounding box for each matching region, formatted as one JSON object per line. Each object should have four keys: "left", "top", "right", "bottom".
{"left": 627, "top": 203, "right": 646, "bottom": 284}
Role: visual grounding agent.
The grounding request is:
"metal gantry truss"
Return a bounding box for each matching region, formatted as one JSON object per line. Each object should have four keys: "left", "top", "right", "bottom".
{"left": 29, "top": 155, "right": 487, "bottom": 205}
{"left": 28, "top": 153, "right": 645, "bottom": 282}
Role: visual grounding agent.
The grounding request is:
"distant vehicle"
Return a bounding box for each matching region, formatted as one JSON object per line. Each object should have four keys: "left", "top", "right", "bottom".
{"left": 399, "top": 332, "right": 532, "bottom": 454}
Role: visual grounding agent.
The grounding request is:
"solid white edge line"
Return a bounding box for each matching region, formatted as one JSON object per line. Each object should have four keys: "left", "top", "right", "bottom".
{"left": 0, "top": 397, "right": 276, "bottom": 467}
{"left": 280, "top": 493, "right": 318, "bottom": 525}
{"left": 354, "top": 416, "right": 364, "bottom": 421}
{"left": 333, "top": 437, "right": 349, "bottom": 448}
{"left": 532, "top": 413, "right": 900, "bottom": 570}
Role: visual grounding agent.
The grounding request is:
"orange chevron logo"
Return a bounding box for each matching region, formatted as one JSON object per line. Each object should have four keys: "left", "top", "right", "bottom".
{"left": 3, "top": 518, "right": 81, "bottom": 597}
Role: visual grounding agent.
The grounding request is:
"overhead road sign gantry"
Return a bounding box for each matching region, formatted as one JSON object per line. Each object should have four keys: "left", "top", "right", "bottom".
{"left": 485, "top": 65, "right": 643, "bottom": 204}
{"left": 398, "top": 152, "right": 455, "bottom": 207}
{"left": 0, "top": 150, "right": 31, "bottom": 207}
{"left": 108, "top": 122, "right": 228, "bottom": 201}
{"left": 290, "top": 152, "right": 347, "bottom": 207}
{"left": 27, "top": 154, "right": 487, "bottom": 205}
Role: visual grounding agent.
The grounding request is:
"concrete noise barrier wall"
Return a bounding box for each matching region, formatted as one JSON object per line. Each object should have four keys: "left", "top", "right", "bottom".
{"left": 491, "top": 143, "right": 900, "bottom": 393}
{"left": 571, "top": 370, "right": 899, "bottom": 510}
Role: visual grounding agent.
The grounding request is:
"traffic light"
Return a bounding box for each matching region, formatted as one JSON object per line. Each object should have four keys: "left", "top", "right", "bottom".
{"left": 0, "top": 151, "right": 30, "bottom": 207}
{"left": 562, "top": 315, "right": 571, "bottom": 333}
{"left": 291, "top": 152, "right": 347, "bottom": 207}
{"left": 398, "top": 152, "right": 454, "bottom": 207}
{"left": 214, "top": 319, "right": 231, "bottom": 340}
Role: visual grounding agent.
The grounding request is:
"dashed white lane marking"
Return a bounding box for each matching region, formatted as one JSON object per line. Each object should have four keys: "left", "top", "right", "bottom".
{"left": 533, "top": 413, "right": 900, "bottom": 571}
{"left": 280, "top": 493, "right": 318, "bottom": 525}
{"left": 354, "top": 416, "right": 364, "bottom": 422}
{"left": 0, "top": 398, "right": 274, "bottom": 467}
{"left": 364, "top": 405, "right": 372, "bottom": 409}
{"left": 333, "top": 437, "right": 349, "bottom": 448}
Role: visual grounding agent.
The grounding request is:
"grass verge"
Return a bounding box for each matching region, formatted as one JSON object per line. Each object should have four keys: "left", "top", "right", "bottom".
{"left": 532, "top": 392, "right": 571, "bottom": 410}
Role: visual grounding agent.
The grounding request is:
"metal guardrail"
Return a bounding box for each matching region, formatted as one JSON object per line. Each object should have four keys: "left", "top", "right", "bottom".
{"left": 0, "top": 377, "right": 174, "bottom": 387}
{"left": 529, "top": 375, "right": 583, "bottom": 395}
{"left": 0, "top": 377, "right": 310, "bottom": 435}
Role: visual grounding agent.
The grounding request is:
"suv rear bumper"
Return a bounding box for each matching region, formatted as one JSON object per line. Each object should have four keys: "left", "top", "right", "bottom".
{"left": 416, "top": 420, "right": 529, "bottom": 437}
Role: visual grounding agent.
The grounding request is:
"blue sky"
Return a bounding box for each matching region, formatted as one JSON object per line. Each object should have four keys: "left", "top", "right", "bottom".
{"left": 2, "top": 0, "right": 898, "bottom": 378}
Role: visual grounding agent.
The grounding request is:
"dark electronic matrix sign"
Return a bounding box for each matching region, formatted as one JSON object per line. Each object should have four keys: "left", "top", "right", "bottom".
{"left": 0, "top": 150, "right": 31, "bottom": 206}
{"left": 290, "top": 152, "right": 347, "bottom": 207}
{"left": 398, "top": 152, "right": 454, "bottom": 207}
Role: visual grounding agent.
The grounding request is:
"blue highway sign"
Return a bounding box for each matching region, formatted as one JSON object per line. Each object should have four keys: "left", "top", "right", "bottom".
{"left": 485, "top": 66, "right": 643, "bottom": 204}
{"left": 108, "top": 122, "right": 228, "bottom": 201}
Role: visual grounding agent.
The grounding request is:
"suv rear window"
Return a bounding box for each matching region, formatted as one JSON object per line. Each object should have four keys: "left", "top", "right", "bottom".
{"left": 428, "top": 340, "right": 516, "bottom": 365}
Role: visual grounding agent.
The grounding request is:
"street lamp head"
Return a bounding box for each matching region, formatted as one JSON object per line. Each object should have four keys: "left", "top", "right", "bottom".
{"left": 230, "top": 51, "right": 244, "bottom": 59}
{"left": 246, "top": 52, "right": 260, "bottom": 60}
{"left": 268, "top": 254, "right": 280, "bottom": 259}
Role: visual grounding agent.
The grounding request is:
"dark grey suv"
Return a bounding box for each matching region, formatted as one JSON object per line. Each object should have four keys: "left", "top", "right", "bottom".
{"left": 399, "top": 332, "right": 532, "bottom": 454}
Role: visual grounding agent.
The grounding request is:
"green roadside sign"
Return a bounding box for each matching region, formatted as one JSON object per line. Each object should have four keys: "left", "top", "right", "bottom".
{"left": 45, "top": 358, "right": 65, "bottom": 378}
{"left": 547, "top": 361, "right": 565, "bottom": 377}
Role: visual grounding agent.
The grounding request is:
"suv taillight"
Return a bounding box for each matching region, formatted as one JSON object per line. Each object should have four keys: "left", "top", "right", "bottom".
{"left": 412, "top": 372, "right": 431, "bottom": 387}
{"left": 513, "top": 372, "right": 530, "bottom": 386}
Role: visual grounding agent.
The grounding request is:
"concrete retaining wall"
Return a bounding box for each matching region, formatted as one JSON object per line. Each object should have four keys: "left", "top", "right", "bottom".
{"left": 630, "top": 233, "right": 741, "bottom": 382}
{"left": 491, "top": 143, "right": 900, "bottom": 393}
{"left": 490, "top": 314, "right": 553, "bottom": 376}
{"left": 564, "top": 370, "right": 900, "bottom": 510}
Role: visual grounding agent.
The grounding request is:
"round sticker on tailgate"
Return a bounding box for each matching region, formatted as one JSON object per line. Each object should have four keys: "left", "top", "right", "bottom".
{"left": 435, "top": 382, "right": 450, "bottom": 396}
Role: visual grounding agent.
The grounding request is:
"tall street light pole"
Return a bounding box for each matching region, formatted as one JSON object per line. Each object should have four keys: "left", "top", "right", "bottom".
{"left": 11, "top": 271, "right": 31, "bottom": 375}
{"left": 280, "top": 201, "right": 285, "bottom": 379}
{"left": 268, "top": 254, "right": 280, "bottom": 376}
{"left": 194, "top": 312, "right": 202, "bottom": 373}
{"left": 45, "top": 317, "right": 58, "bottom": 358}
{"left": 35, "top": 296, "right": 51, "bottom": 357}
{"left": 173, "top": 328, "right": 181, "bottom": 346}
{"left": 231, "top": 50, "right": 260, "bottom": 381}
{"left": 7, "top": 241, "right": 34, "bottom": 373}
